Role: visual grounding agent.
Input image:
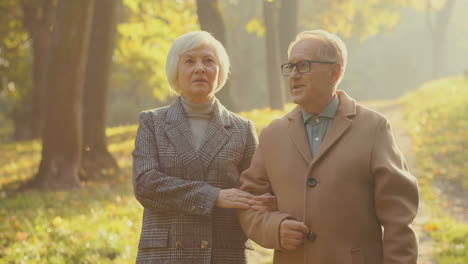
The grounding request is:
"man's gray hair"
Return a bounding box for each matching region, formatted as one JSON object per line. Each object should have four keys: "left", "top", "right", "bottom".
{"left": 166, "top": 31, "right": 230, "bottom": 94}
{"left": 288, "top": 29, "right": 348, "bottom": 86}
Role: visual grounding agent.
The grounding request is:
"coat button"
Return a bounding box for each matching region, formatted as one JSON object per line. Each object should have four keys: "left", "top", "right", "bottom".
{"left": 307, "top": 232, "right": 317, "bottom": 242}
{"left": 175, "top": 241, "right": 184, "bottom": 249}
{"left": 190, "top": 205, "right": 196, "bottom": 212}
{"left": 307, "top": 178, "right": 318, "bottom": 188}
{"left": 201, "top": 240, "right": 208, "bottom": 249}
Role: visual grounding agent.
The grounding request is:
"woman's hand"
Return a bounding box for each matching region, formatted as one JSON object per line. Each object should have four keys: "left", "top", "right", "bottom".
{"left": 249, "top": 192, "right": 278, "bottom": 213}
{"left": 215, "top": 189, "right": 278, "bottom": 212}
{"left": 216, "top": 188, "right": 253, "bottom": 209}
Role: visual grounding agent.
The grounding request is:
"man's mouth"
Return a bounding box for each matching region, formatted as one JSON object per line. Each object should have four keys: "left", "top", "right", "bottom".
{"left": 292, "top": 84, "right": 305, "bottom": 90}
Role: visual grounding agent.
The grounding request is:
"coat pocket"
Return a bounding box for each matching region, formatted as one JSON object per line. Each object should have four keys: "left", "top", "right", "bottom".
{"left": 351, "top": 247, "right": 364, "bottom": 264}
{"left": 138, "top": 228, "right": 169, "bottom": 249}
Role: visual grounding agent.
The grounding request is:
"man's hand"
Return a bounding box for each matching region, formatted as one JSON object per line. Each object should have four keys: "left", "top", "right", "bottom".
{"left": 249, "top": 192, "right": 278, "bottom": 212}
{"left": 216, "top": 188, "right": 253, "bottom": 209}
{"left": 279, "top": 219, "right": 309, "bottom": 250}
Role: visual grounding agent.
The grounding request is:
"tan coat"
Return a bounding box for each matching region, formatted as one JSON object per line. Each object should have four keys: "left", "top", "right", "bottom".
{"left": 239, "top": 91, "right": 419, "bottom": 264}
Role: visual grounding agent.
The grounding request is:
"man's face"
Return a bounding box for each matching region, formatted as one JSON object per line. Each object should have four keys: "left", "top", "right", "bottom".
{"left": 288, "top": 38, "right": 337, "bottom": 110}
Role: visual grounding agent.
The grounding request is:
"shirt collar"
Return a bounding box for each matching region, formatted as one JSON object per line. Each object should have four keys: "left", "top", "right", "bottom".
{"left": 301, "top": 94, "right": 339, "bottom": 123}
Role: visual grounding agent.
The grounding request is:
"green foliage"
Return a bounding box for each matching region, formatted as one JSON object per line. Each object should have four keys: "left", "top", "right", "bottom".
{"left": 401, "top": 76, "right": 468, "bottom": 264}
{"left": 106, "top": 0, "right": 201, "bottom": 125}
{"left": 245, "top": 17, "right": 265, "bottom": 37}
{"left": 112, "top": 0, "right": 199, "bottom": 102}
{"left": 298, "top": 0, "right": 453, "bottom": 41}
{"left": 239, "top": 104, "right": 295, "bottom": 134}
{"left": 0, "top": 0, "right": 33, "bottom": 133}
{"left": 402, "top": 77, "right": 468, "bottom": 189}
{"left": 300, "top": 0, "right": 407, "bottom": 41}
{"left": 421, "top": 218, "right": 468, "bottom": 264}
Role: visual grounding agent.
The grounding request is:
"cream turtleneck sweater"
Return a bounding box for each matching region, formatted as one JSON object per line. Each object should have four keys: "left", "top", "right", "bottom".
{"left": 181, "top": 96, "right": 215, "bottom": 150}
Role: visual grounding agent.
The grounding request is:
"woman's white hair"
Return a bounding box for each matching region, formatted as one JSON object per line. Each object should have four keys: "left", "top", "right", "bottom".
{"left": 166, "top": 31, "right": 230, "bottom": 94}
{"left": 288, "top": 29, "right": 348, "bottom": 87}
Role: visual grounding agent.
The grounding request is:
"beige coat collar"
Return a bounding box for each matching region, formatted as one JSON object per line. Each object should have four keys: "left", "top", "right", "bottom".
{"left": 286, "top": 90, "right": 357, "bottom": 165}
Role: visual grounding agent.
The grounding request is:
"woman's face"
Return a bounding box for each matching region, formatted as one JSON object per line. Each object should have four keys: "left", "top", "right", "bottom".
{"left": 176, "top": 44, "right": 220, "bottom": 103}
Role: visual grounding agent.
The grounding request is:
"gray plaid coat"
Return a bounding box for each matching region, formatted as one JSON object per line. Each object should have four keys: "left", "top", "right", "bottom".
{"left": 132, "top": 97, "right": 257, "bottom": 264}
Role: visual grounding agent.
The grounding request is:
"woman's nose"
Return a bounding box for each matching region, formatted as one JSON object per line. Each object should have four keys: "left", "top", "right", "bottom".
{"left": 194, "top": 61, "right": 205, "bottom": 73}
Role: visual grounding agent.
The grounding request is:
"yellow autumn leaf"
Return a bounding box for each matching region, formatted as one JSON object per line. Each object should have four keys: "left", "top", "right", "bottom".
{"left": 52, "top": 216, "right": 63, "bottom": 227}
{"left": 16, "top": 231, "right": 28, "bottom": 242}
{"left": 423, "top": 222, "right": 440, "bottom": 232}
{"left": 245, "top": 18, "right": 265, "bottom": 37}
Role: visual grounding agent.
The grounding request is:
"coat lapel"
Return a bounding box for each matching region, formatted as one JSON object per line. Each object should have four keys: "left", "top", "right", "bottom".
{"left": 164, "top": 97, "right": 204, "bottom": 180}
{"left": 197, "top": 99, "right": 231, "bottom": 174}
{"left": 309, "top": 91, "right": 356, "bottom": 168}
{"left": 287, "top": 106, "right": 313, "bottom": 165}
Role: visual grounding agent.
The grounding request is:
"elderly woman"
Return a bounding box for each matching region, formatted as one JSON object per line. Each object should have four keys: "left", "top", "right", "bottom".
{"left": 132, "top": 31, "right": 274, "bottom": 263}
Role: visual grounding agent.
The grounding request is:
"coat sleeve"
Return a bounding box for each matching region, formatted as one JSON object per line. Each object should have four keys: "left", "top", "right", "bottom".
{"left": 371, "top": 118, "right": 419, "bottom": 264}
{"left": 132, "top": 111, "right": 220, "bottom": 216}
{"left": 238, "top": 132, "right": 292, "bottom": 250}
{"left": 238, "top": 120, "right": 259, "bottom": 173}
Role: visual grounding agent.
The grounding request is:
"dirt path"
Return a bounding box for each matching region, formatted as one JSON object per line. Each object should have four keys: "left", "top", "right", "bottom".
{"left": 362, "top": 100, "right": 435, "bottom": 264}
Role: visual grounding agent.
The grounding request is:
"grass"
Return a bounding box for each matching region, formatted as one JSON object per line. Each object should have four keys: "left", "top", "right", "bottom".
{"left": 401, "top": 76, "right": 468, "bottom": 264}
{"left": 0, "top": 130, "right": 140, "bottom": 263}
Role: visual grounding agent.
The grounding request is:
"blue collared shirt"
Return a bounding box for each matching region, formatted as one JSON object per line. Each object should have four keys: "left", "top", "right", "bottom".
{"left": 301, "top": 95, "right": 339, "bottom": 156}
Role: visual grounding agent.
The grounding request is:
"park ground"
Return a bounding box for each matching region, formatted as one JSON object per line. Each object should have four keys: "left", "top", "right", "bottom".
{"left": 0, "top": 77, "right": 466, "bottom": 263}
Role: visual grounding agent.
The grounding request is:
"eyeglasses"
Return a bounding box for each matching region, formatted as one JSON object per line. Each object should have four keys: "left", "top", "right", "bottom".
{"left": 281, "top": 60, "right": 336, "bottom": 76}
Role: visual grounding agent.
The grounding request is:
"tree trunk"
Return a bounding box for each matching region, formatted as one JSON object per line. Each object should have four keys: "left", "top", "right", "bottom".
{"left": 21, "top": 0, "right": 56, "bottom": 139}
{"left": 279, "top": 0, "right": 298, "bottom": 95}
{"left": 264, "top": 0, "right": 285, "bottom": 109}
{"left": 81, "top": 0, "right": 119, "bottom": 180}
{"left": 426, "top": 0, "right": 456, "bottom": 79}
{"left": 223, "top": 0, "right": 264, "bottom": 111}
{"left": 30, "top": 28, "right": 51, "bottom": 139}
{"left": 196, "top": 0, "right": 237, "bottom": 111}
{"left": 278, "top": 0, "right": 298, "bottom": 65}
{"left": 24, "top": 0, "right": 95, "bottom": 190}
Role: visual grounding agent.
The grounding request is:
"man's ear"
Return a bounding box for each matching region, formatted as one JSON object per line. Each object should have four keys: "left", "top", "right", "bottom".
{"left": 331, "top": 64, "right": 342, "bottom": 83}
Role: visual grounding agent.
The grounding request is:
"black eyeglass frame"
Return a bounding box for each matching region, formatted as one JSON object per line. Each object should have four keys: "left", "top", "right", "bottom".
{"left": 281, "top": 60, "right": 336, "bottom": 76}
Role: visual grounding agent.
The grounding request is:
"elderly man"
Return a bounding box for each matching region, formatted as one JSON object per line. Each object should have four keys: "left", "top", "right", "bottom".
{"left": 239, "top": 29, "right": 419, "bottom": 263}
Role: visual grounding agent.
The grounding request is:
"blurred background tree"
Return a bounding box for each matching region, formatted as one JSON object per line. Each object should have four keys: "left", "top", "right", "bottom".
{"left": 29, "top": 0, "right": 95, "bottom": 189}
{"left": 109, "top": 0, "right": 198, "bottom": 125}
{"left": 196, "top": 0, "right": 237, "bottom": 110}
{"left": 81, "top": 0, "right": 120, "bottom": 180}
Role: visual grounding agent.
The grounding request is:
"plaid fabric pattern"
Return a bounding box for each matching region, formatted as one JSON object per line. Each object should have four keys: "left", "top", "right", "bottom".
{"left": 132, "top": 97, "right": 257, "bottom": 263}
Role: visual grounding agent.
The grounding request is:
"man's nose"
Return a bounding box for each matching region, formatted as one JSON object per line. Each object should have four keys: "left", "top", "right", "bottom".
{"left": 289, "top": 67, "right": 300, "bottom": 78}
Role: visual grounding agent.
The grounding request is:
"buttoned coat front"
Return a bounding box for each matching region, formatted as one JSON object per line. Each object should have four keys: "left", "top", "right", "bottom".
{"left": 133, "top": 97, "right": 257, "bottom": 264}
{"left": 239, "top": 91, "right": 419, "bottom": 264}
